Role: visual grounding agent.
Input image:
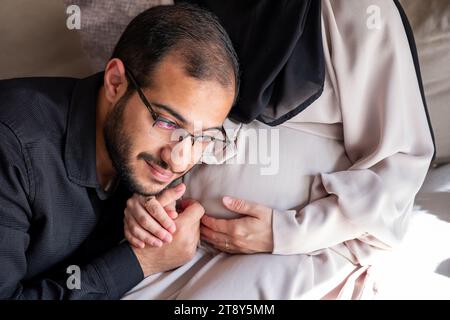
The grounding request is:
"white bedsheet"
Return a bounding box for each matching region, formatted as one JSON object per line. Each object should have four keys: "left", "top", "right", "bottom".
{"left": 374, "top": 164, "right": 450, "bottom": 299}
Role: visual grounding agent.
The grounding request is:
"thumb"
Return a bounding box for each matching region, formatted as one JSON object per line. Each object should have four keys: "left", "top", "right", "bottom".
{"left": 180, "top": 200, "right": 205, "bottom": 222}
{"left": 178, "top": 198, "right": 196, "bottom": 211}
{"left": 164, "top": 203, "right": 178, "bottom": 219}
{"left": 222, "top": 196, "right": 266, "bottom": 217}
{"left": 156, "top": 183, "right": 186, "bottom": 207}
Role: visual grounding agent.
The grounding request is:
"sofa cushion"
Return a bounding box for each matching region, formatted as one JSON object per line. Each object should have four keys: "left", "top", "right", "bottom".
{"left": 0, "top": 0, "right": 92, "bottom": 79}
{"left": 400, "top": 0, "right": 450, "bottom": 163}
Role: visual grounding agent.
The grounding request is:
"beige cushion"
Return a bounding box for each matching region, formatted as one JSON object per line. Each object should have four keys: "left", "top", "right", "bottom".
{"left": 401, "top": 0, "right": 450, "bottom": 163}
{"left": 0, "top": 0, "right": 92, "bottom": 79}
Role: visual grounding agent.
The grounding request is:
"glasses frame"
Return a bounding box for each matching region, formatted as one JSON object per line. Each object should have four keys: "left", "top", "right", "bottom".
{"left": 124, "top": 67, "right": 229, "bottom": 147}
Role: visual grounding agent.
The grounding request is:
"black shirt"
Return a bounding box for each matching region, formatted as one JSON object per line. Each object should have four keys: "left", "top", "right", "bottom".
{"left": 0, "top": 73, "right": 144, "bottom": 299}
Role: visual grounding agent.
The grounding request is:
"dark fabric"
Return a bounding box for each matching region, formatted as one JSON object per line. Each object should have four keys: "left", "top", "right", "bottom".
{"left": 0, "top": 73, "right": 143, "bottom": 299}
{"left": 179, "top": 0, "right": 325, "bottom": 126}
{"left": 393, "top": 0, "right": 436, "bottom": 161}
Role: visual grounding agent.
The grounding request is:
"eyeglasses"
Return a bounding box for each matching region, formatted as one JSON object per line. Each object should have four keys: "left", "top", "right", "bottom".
{"left": 125, "top": 67, "right": 229, "bottom": 151}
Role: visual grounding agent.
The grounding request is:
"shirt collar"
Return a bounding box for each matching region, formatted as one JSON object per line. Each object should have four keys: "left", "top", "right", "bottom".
{"left": 64, "top": 72, "right": 104, "bottom": 188}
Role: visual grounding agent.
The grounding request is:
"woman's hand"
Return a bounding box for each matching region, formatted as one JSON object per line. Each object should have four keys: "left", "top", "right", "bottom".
{"left": 200, "top": 196, "right": 274, "bottom": 254}
{"left": 124, "top": 183, "right": 186, "bottom": 248}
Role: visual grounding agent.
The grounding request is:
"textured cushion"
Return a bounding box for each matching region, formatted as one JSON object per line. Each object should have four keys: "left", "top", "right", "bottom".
{"left": 63, "top": 0, "right": 173, "bottom": 71}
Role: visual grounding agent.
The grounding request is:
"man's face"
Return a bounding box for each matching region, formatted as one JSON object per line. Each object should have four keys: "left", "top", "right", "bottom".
{"left": 104, "top": 55, "right": 235, "bottom": 197}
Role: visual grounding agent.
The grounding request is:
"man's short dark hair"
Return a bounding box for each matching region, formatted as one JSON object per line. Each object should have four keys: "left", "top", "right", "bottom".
{"left": 111, "top": 3, "right": 239, "bottom": 100}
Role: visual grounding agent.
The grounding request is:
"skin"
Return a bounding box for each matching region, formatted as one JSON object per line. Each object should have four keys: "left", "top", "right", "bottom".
{"left": 96, "top": 53, "right": 235, "bottom": 276}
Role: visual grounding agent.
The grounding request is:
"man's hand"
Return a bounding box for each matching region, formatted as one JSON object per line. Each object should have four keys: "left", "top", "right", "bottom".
{"left": 124, "top": 183, "right": 186, "bottom": 248}
{"left": 200, "top": 196, "right": 274, "bottom": 254}
{"left": 131, "top": 199, "right": 204, "bottom": 277}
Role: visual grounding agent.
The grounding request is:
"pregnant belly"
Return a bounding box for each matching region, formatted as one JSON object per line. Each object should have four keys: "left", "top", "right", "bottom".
{"left": 183, "top": 121, "right": 350, "bottom": 219}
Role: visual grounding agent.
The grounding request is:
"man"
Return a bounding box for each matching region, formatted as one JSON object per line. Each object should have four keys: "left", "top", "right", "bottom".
{"left": 0, "top": 4, "right": 239, "bottom": 299}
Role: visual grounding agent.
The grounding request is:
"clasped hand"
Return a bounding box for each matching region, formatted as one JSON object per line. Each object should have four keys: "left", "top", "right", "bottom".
{"left": 124, "top": 183, "right": 274, "bottom": 254}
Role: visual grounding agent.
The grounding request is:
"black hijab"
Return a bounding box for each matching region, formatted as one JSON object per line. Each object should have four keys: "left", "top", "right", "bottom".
{"left": 177, "top": 0, "right": 325, "bottom": 126}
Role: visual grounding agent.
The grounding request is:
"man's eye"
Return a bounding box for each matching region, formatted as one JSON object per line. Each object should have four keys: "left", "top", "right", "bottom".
{"left": 154, "top": 119, "right": 178, "bottom": 130}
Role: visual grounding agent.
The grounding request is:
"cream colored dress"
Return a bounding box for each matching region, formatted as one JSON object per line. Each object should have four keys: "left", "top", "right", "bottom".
{"left": 123, "top": 0, "right": 434, "bottom": 300}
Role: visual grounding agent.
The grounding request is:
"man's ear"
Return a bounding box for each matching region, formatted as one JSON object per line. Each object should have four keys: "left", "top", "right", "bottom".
{"left": 103, "top": 58, "right": 128, "bottom": 104}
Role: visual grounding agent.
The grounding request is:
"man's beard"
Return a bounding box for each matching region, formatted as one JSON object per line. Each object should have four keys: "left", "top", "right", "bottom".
{"left": 103, "top": 93, "right": 190, "bottom": 197}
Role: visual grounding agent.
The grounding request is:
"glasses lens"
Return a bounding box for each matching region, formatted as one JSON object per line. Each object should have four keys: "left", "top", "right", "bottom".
{"left": 204, "top": 129, "right": 226, "bottom": 142}
{"left": 151, "top": 120, "right": 229, "bottom": 156}
{"left": 170, "top": 127, "right": 192, "bottom": 144}
{"left": 202, "top": 130, "right": 230, "bottom": 155}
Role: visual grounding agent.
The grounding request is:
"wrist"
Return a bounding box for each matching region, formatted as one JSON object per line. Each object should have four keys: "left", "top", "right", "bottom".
{"left": 131, "top": 246, "right": 158, "bottom": 277}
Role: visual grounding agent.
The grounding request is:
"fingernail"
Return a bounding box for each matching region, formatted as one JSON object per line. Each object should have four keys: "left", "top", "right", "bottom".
{"left": 169, "top": 211, "right": 178, "bottom": 219}
{"left": 163, "top": 233, "right": 172, "bottom": 242}
{"left": 223, "top": 196, "right": 233, "bottom": 206}
{"left": 175, "top": 183, "right": 185, "bottom": 192}
{"left": 168, "top": 224, "right": 176, "bottom": 233}
{"left": 152, "top": 240, "right": 162, "bottom": 247}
